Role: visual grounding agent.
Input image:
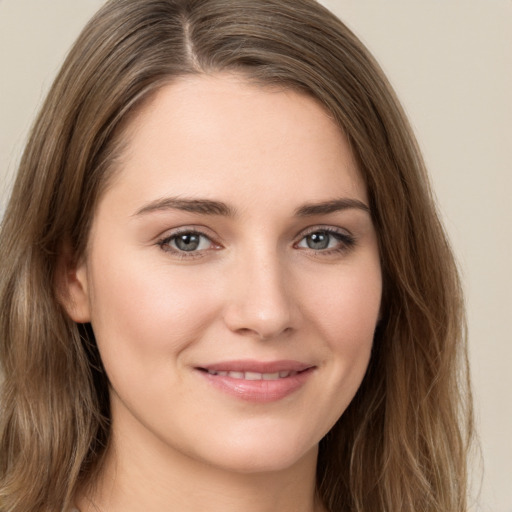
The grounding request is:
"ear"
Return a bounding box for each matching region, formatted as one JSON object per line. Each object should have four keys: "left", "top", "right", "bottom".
{"left": 55, "top": 244, "right": 91, "bottom": 323}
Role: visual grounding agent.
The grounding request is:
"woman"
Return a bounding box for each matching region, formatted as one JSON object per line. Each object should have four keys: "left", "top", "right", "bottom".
{"left": 0, "top": 0, "right": 473, "bottom": 511}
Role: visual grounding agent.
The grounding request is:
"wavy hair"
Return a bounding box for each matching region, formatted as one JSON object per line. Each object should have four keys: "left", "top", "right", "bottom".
{"left": 0, "top": 0, "right": 473, "bottom": 510}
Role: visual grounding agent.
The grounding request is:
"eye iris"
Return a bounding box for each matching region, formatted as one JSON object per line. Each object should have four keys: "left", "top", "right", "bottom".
{"left": 307, "top": 232, "right": 330, "bottom": 250}
{"left": 175, "top": 233, "right": 200, "bottom": 251}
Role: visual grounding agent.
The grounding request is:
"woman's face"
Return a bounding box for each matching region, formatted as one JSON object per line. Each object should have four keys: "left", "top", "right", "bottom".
{"left": 66, "top": 74, "right": 382, "bottom": 474}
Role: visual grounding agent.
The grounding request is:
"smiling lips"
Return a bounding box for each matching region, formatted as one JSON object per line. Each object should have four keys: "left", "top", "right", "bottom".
{"left": 197, "top": 360, "right": 315, "bottom": 403}
{"left": 205, "top": 369, "right": 300, "bottom": 380}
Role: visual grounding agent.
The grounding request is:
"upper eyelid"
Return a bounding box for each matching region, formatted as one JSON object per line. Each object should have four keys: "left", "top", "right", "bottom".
{"left": 296, "top": 224, "right": 352, "bottom": 239}
{"left": 157, "top": 224, "right": 352, "bottom": 239}
{"left": 158, "top": 225, "right": 218, "bottom": 241}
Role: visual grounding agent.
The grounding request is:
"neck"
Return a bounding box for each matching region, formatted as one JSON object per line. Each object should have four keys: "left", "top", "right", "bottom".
{"left": 77, "top": 420, "right": 325, "bottom": 512}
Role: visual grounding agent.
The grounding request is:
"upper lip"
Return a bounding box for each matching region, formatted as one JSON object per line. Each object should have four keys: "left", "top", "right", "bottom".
{"left": 196, "top": 360, "right": 314, "bottom": 374}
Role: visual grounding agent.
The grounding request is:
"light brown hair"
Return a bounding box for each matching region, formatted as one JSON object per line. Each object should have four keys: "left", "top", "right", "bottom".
{"left": 0, "top": 0, "right": 473, "bottom": 510}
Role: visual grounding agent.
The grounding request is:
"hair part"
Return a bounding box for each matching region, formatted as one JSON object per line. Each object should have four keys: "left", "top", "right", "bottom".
{"left": 0, "top": 1, "right": 473, "bottom": 510}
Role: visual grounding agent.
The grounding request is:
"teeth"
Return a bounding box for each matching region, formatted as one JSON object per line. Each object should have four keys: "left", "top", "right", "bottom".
{"left": 206, "top": 369, "right": 298, "bottom": 380}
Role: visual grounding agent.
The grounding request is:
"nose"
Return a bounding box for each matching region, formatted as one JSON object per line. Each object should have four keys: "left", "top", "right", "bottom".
{"left": 222, "top": 250, "right": 298, "bottom": 340}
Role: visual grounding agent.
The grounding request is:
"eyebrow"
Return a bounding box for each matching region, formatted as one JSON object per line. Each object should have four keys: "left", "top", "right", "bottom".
{"left": 133, "top": 196, "right": 370, "bottom": 218}
{"left": 134, "top": 197, "right": 236, "bottom": 217}
{"left": 294, "top": 198, "right": 370, "bottom": 216}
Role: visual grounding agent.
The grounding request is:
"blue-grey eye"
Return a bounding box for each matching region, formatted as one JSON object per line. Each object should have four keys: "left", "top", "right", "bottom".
{"left": 170, "top": 232, "right": 212, "bottom": 252}
{"left": 297, "top": 230, "right": 347, "bottom": 251}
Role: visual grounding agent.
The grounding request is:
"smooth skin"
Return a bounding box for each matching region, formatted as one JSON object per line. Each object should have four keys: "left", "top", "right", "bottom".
{"left": 62, "top": 74, "right": 382, "bottom": 512}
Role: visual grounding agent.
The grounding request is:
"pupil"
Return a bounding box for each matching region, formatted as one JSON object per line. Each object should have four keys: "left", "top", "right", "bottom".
{"left": 307, "top": 232, "right": 329, "bottom": 250}
{"left": 176, "top": 233, "right": 200, "bottom": 251}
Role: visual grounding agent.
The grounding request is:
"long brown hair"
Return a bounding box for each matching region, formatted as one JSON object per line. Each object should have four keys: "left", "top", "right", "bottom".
{"left": 0, "top": 1, "right": 473, "bottom": 510}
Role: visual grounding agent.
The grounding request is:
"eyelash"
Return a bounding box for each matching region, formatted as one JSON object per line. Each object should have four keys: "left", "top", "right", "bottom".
{"left": 157, "top": 226, "right": 356, "bottom": 259}
{"left": 157, "top": 228, "right": 219, "bottom": 260}
{"left": 294, "top": 226, "right": 356, "bottom": 255}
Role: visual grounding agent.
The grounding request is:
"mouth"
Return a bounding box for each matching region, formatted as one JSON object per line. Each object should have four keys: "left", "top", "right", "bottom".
{"left": 200, "top": 369, "right": 303, "bottom": 380}
{"left": 195, "top": 360, "right": 315, "bottom": 402}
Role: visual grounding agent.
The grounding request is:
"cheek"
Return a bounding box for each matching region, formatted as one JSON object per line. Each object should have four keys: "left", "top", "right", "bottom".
{"left": 298, "top": 259, "right": 381, "bottom": 406}
{"left": 302, "top": 260, "right": 382, "bottom": 345}
{"left": 86, "top": 249, "right": 221, "bottom": 369}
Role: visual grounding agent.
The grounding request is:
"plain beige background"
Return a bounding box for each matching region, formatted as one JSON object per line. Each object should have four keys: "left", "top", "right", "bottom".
{"left": 1, "top": 1, "right": 511, "bottom": 511}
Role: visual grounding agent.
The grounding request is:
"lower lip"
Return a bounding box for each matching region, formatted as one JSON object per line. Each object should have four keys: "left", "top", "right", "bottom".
{"left": 197, "top": 368, "right": 314, "bottom": 403}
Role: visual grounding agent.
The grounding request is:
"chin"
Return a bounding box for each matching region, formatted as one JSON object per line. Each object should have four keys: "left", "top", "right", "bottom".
{"left": 193, "top": 432, "right": 320, "bottom": 475}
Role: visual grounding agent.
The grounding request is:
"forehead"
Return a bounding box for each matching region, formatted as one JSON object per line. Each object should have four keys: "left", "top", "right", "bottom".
{"left": 101, "top": 73, "right": 367, "bottom": 216}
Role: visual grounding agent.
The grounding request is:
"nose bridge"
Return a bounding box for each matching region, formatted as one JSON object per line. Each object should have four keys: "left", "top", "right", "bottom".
{"left": 223, "top": 242, "right": 295, "bottom": 339}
